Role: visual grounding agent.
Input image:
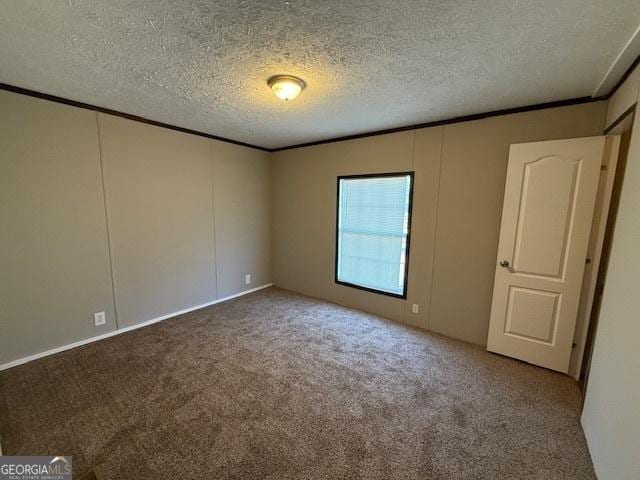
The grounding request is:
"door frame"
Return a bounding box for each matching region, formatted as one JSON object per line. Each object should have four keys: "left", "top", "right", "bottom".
{"left": 568, "top": 135, "right": 622, "bottom": 379}
{"left": 579, "top": 106, "right": 636, "bottom": 389}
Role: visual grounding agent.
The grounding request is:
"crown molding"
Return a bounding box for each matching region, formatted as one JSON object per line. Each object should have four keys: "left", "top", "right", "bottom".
{"left": 0, "top": 82, "right": 270, "bottom": 152}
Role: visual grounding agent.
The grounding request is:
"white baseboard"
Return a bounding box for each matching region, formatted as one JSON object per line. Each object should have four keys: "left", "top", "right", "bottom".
{"left": 0, "top": 283, "right": 273, "bottom": 372}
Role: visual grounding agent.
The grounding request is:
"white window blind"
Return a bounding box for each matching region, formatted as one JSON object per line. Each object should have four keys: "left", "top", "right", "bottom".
{"left": 336, "top": 173, "right": 412, "bottom": 297}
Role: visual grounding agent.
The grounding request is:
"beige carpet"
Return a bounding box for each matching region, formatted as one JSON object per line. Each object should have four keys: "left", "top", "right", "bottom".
{"left": 0, "top": 287, "right": 595, "bottom": 479}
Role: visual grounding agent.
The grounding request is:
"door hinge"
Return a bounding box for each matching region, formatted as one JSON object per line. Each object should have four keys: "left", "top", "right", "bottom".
{"left": 600, "top": 164, "right": 607, "bottom": 171}
{"left": 585, "top": 258, "right": 591, "bottom": 264}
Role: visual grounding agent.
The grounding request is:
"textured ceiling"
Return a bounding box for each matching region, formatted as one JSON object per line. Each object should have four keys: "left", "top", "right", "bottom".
{"left": 1, "top": 1, "right": 639, "bottom": 149}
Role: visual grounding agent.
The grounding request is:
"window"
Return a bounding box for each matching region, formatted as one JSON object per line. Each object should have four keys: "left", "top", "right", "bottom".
{"left": 335, "top": 172, "right": 414, "bottom": 298}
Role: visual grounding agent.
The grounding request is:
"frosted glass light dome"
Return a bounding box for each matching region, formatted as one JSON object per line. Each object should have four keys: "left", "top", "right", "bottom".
{"left": 268, "top": 75, "right": 305, "bottom": 101}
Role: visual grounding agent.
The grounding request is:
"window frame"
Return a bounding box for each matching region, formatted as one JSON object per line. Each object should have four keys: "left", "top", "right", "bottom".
{"left": 334, "top": 171, "right": 415, "bottom": 299}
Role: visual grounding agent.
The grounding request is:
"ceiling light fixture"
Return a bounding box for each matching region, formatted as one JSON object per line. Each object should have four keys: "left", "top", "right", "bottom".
{"left": 268, "top": 75, "right": 306, "bottom": 101}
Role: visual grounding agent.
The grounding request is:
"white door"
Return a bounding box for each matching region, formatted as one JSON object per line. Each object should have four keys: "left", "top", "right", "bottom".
{"left": 487, "top": 136, "right": 608, "bottom": 373}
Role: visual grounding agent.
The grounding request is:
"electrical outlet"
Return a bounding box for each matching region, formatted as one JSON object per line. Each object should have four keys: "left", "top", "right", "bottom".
{"left": 94, "top": 311, "right": 106, "bottom": 326}
{"left": 245, "top": 274, "right": 251, "bottom": 285}
{"left": 412, "top": 304, "right": 419, "bottom": 314}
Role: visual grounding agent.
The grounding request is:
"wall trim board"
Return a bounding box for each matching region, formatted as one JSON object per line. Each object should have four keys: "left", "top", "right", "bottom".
{"left": 0, "top": 83, "right": 606, "bottom": 154}
{"left": 604, "top": 103, "right": 636, "bottom": 134}
{"left": 611, "top": 53, "right": 640, "bottom": 96}
{"left": 4, "top": 54, "right": 636, "bottom": 153}
{"left": 596, "top": 43, "right": 640, "bottom": 99}
{"left": 95, "top": 112, "right": 121, "bottom": 330}
{"left": 270, "top": 96, "right": 606, "bottom": 152}
{"left": 0, "top": 82, "right": 269, "bottom": 152}
{"left": 0, "top": 283, "right": 273, "bottom": 372}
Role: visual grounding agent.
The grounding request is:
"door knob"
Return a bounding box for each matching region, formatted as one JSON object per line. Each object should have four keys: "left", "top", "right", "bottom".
{"left": 500, "top": 260, "right": 510, "bottom": 268}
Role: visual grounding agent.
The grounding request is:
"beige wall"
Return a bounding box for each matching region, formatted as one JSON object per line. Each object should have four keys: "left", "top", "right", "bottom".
{"left": 0, "top": 92, "right": 117, "bottom": 363}
{"left": 212, "top": 141, "right": 271, "bottom": 298}
{"left": 605, "top": 64, "right": 640, "bottom": 129}
{"left": 0, "top": 91, "right": 271, "bottom": 365}
{"left": 99, "top": 114, "right": 218, "bottom": 327}
{"left": 272, "top": 102, "right": 606, "bottom": 345}
{"left": 0, "top": 89, "right": 610, "bottom": 366}
{"left": 272, "top": 131, "right": 418, "bottom": 324}
{"left": 582, "top": 63, "right": 640, "bottom": 480}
